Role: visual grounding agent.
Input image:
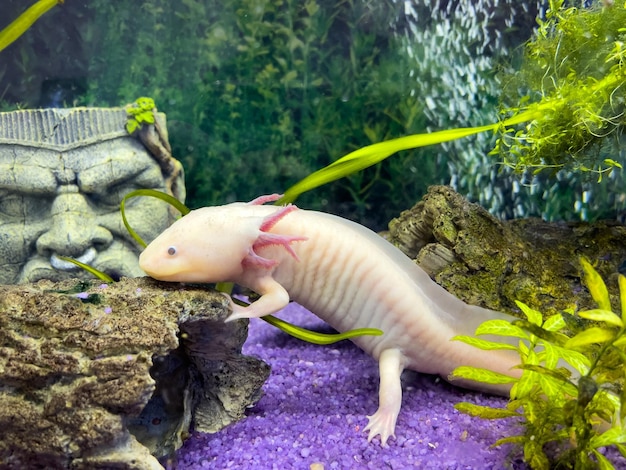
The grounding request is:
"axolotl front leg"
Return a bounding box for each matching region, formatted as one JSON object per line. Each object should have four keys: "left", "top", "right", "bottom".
{"left": 225, "top": 195, "right": 307, "bottom": 322}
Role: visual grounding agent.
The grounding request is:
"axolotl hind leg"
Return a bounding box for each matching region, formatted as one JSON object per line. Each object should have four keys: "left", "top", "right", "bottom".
{"left": 363, "top": 348, "right": 406, "bottom": 446}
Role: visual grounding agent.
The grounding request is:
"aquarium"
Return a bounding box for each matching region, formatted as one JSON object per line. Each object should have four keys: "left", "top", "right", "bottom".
{"left": 1, "top": 1, "right": 625, "bottom": 469}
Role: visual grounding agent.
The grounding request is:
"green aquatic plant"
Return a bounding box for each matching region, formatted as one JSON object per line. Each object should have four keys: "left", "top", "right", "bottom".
{"left": 125, "top": 97, "right": 157, "bottom": 135}
{"left": 451, "top": 259, "right": 626, "bottom": 469}
{"left": 0, "top": 0, "right": 64, "bottom": 53}
{"left": 278, "top": 113, "right": 537, "bottom": 204}
{"left": 495, "top": 0, "right": 626, "bottom": 179}
{"left": 278, "top": 0, "right": 625, "bottom": 216}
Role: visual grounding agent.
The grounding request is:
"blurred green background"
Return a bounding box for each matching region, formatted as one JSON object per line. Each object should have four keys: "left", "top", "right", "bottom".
{"left": 0, "top": 0, "right": 623, "bottom": 229}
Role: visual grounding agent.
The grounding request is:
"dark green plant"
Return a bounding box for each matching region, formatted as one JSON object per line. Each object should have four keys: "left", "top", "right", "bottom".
{"left": 78, "top": 0, "right": 443, "bottom": 228}
{"left": 451, "top": 259, "right": 626, "bottom": 469}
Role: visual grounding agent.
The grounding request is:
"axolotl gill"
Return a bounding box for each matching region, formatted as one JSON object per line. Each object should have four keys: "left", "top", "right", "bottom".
{"left": 139, "top": 194, "right": 522, "bottom": 446}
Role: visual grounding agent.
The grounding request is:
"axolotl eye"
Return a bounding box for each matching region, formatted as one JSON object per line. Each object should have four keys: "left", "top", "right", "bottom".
{"left": 167, "top": 246, "right": 177, "bottom": 256}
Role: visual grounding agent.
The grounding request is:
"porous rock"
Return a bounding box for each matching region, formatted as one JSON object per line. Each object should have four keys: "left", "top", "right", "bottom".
{"left": 388, "top": 185, "right": 626, "bottom": 317}
{"left": 0, "top": 277, "right": 270, "bottom": 469}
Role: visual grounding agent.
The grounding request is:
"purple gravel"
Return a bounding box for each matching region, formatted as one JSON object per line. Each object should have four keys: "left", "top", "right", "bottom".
{"left": 174, "top": 303, "right": 527, "bottom": 469}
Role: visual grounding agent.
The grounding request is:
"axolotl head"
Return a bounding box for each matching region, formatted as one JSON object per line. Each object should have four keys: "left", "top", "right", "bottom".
{"left": 139, "top": 205, "right": 261, "bottom": 283}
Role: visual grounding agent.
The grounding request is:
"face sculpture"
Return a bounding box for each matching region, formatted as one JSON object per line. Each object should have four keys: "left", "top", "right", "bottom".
{"left": 0, "top": 108, "right": 183, "bottom": 284}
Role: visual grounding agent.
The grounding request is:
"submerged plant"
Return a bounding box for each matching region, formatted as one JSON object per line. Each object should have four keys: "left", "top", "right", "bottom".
{"left": 0, "top": 0, "right": 64, "bottom": 53}
{"left": 279, "top": 0, "right": 625, "bottom": 217}
{"left": 451, "top": 259, "right": 626, "bottom": 469}
{"left": 495, "top": 0, "right": 626, "bottom": 179}
{"left": 125, "top": 97, "right": 157, "bottom": 135}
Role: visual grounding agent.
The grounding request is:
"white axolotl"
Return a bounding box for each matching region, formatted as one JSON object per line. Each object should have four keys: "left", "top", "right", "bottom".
{"left": 139, "top": 194, "right": 522, "bottom": 446}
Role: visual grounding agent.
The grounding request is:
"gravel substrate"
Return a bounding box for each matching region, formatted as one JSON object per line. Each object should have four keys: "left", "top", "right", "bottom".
{"left": 174, "top": 302, "right": 527, "bottom": 469}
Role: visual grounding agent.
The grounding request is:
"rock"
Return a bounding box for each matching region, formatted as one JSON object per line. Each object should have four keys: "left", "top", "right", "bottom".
{"left": 0, "top": 277, "right": 270, "bottom": 469}
{"left": 388, "top": 185, "right": 626, "bottom": 317}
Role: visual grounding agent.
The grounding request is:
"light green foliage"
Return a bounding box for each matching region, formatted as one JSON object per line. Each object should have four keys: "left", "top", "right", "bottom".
{"left": 125, "top": 96, "right": 156, "bottom": 135}
{"left": 452, "top": 260, "right": 626, "bottom": 469}
{"left": 496, "top": 0, "right": 626, "bottom": 177}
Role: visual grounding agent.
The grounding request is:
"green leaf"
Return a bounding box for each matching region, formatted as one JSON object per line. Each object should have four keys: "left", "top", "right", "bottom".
{"left": 277, "top": 108, "right": 542, "bottom": 204}
{"left": 121, "top": 189, "right": 190, "bottom": 248}
{"left": 511, "top": 371, "right": 539, "bottom": 399}
{"left": 543, "top": 314, "right": 566, "bottom": 332}
{"left": 260, "top": 314, "right": 382, "bottom": 345}
{"left": 592, "top": 450, "right": 616, "bottom": 470}
{"left": 581, "top": 258, "right": 612, "bottom": 311}
{"left": 565, "top": 327, "right": 616, "bottom": 349}
{"left": 620, "top": 275, "right": 626, "bottom": 322}
{"left": 55, "top": 256, "right": 115, "bottom": 283}
{"left": 0, "top": 0, "right": 63, "bottom": 53}
{"left": 578, "top": 309, "right": 624, "bottom": 328}
{"left": 475, "top": 319, "right": 529, "bottom": 339}
{"left": 554, "top": 346, "right": 591, "bottom": 375}
{"left": 590, "top": 427, "right": 626, "bottom": 449}
{"left": 451, "top": 335, "right": 519, "bottom": 351}
{"left": 512, "top": 320, "right": 569, "bottom": 346}
{"left": 125, "top": 119, "right": 139, "bottom": 135}
{"left": 515, "top": 300, "right": 543, "bottom": 326}
{"left": 612, "top": 335, "right": 626, "bottom": 348}
{"left": 493, "top": 435, "right": 526, "bottom": 447}
{"left": 454, "top": 402, "right": 520, "bottom": 419}
{"left": 542, "top": 340, "right": 560, "bottom": 369}
{"left": 449, "top": 366, "right": 518, "bottom": 385}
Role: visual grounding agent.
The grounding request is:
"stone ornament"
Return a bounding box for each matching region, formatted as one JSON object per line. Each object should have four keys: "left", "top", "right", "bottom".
{"left": 0, "top": 107, "right": 184, "bottom": 284}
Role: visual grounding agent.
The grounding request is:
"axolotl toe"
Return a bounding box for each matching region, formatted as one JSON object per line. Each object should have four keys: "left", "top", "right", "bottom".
{"left": 139, "top": 194, "right": 522, "bottom": 446}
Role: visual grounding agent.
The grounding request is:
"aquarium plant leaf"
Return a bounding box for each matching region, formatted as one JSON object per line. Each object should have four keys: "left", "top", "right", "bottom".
{"left": 554, "top": 346, "right": 591, "bottom": 375}
{"left": 474, "top": 319, "right": 530, "bottom": 340}
{"left": 229, "top": 295, "right": 383, "bottom": 344}
{"left": 578, "top": 309, "right": 624, "bottom": 328}
{"left": 493, "top": 435, "right": 526, "bottom": 447}
{"left": 0, "top": 0, "right": 63, "bottom": 53}
{"left": 125, "top": 97, "right": 157, "bottom": 135}
{"left": 590, "top": 427, "right": 626, "bottom": 450}
{"left": 260, "top": 314, "right": 382, "bottom": 345}
{"left": 55, "top": 256, "right": 114, "bottom": 283}
{"left": 449, "top": 366, "right": 518, "bottom": 385}
{"left": 511, "top": 319, "right": 569, "bottom": 346}
{"left": 514, "top": 300, "right": 543, "bottom": 326}
{"left": 120, "top": 189, "right": 190, "bottom": 248}
{"left": 278, "top": 109, "right": 541, "bottom": 204}
{"left": 592, "top": 449, "right": 616, "bottom": 470}
{"left": 453, "top": 402, "right": 520, "bottom": 420}
{"left": 620, "top": 275, "right": 626, "bottom": 321}
{"left": 565, "top": 327, "right": 616, "bottom": 349}
{"left": 451, "top": 335, "right": 519, "bottom": 351}
{"left": 581, "top": 258, "right": 612, "bottom": 312}
{"left": 542, "top": 313, "right": 566, "bottom": 332}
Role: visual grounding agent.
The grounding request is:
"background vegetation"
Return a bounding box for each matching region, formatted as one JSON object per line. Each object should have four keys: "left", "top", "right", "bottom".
{"left": 0, "top": 0, "right": 623, "bottom": 228}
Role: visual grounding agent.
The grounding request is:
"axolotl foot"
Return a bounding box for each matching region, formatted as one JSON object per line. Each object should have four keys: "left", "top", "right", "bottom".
{"left": 364, "top": 408, "right": 397, "bottom": 447}
{"left": 364, "top": 348, "right": 405, "bottom": 446}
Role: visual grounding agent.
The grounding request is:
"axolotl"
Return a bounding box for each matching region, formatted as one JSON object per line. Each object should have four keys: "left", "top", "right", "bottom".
{"left": 139, "top": 194, "right": 522, "bottom": 445}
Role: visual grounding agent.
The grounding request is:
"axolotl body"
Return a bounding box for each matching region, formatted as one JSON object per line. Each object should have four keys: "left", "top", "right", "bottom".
{"left": 139, "top": 194, "right": 522, "bottom": 445}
